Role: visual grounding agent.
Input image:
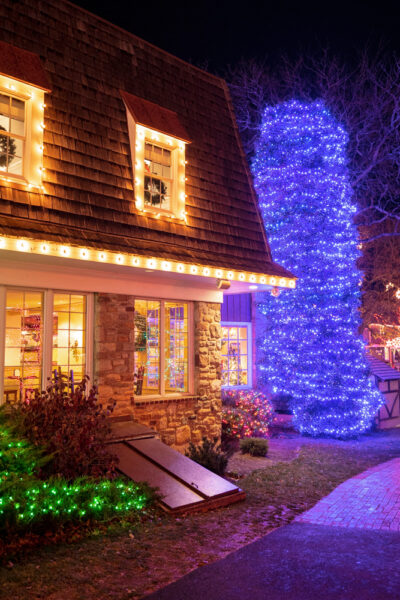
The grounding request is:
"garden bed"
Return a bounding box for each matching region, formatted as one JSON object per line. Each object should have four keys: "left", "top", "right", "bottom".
{"left": 2, "top": 429, "right": 400, "bottom": 600}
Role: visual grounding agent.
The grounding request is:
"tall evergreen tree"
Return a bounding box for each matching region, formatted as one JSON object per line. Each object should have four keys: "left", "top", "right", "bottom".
{"left": 252, "top": 99, "right": 383, "bottom": 437}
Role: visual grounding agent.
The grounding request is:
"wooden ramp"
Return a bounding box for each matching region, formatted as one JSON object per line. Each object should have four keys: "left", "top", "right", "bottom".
{"left": 108, "top": 422, "right": 245, "bottom": 513}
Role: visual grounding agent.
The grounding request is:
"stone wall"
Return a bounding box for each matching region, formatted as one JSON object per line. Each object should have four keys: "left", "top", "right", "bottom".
{"left": 95, "top": 294, "right": 222, "bottom": 452}
{"left": 94, "top": 293, "right": 135, "bottom": 416}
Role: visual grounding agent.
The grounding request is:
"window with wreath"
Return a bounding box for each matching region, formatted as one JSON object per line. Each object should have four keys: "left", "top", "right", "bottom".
{"left": 144, "top": 142, "right": 172, "bottom": 211}
{"left": 120, "top": 90, "right": 190, "bottom": 221}
{"left": 0, "top": 41, "right": 51, "bottom": 186}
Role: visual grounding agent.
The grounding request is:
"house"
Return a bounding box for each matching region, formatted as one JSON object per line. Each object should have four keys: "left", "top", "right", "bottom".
{"left": 0, "top": 0, "right": 296, "bottom": 452}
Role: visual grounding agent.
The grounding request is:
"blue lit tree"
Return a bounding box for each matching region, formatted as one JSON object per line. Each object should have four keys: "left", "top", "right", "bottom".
{"left": 252, "top": 100, "right": 383, "bottom": 438}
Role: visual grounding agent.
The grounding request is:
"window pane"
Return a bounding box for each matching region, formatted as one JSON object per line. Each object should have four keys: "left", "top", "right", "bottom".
{"left": 134, "top": 299, "right": 160, "bottom": 396}
{"left": 8, "top": 137, "right": 23, "bottom": 174}
{"left": 11, "top": 117, "right": 24, "bottom": 136}
{"left": 0, "top": 114, "right": 9, "bottom": 131}
{"left": 0, "top": 134, "right": 8, "bottom": 171}
{"left": 4, "top": 290, "right": 43, "bottom": 403}
{"left": 165, "top": 302, "right": 188, "bottom": 393}
{"left": 221, "top": 324, "right": 250, "bottom": 388}
{"left": 53, "top": 294, "right": 86, "bottom": 384}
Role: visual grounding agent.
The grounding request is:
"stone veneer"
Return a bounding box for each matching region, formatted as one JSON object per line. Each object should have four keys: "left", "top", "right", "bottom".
{"left": 95, "top": 294, "right": 222, "bottom": 452}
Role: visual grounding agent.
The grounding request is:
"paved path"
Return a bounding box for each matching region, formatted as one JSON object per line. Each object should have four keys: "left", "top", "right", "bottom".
{"left": 145, "top": 458, "right": 400, "bottom": 599}
{"left": 144, "top": 523, "right": 400, "bottom": 600}
{"left": 296, "top": 457, "right": 400, "bottom": 531}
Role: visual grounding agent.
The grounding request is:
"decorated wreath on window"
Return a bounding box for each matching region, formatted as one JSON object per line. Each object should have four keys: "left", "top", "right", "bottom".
{"left": 0, "top": 125, "right": 16, "bottom": 169}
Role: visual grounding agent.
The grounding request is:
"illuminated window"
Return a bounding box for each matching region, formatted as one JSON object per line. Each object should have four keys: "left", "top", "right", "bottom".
{"left": 221, "top": 323, "right": 252, "bottom": 388}
{"left": 2, "top": 288, "right": 91, "bottom": 404}
{"left": 144, "top": 143, "right": 172, "bottom": 211}
{"left": 134, "top": 299, "right": 190, "bottom": 397}
{"left": 52, "top": 294, "right": 86, "bottom": 383}
{"left": 4, "top": 290, "right": 43, "bottom": 403}
{"left": 0, "top": 80, "right": 46, "bottom": 186}
{"left": 165, "top": 302, "right": 188, "bottom": 393}
{"left": 0, "top": 94, "right": 25, "bottom": 176}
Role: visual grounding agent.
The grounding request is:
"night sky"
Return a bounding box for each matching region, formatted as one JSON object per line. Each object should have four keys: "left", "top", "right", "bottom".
{"left": 74, "top": 0, "right": 400, "bottom": 73}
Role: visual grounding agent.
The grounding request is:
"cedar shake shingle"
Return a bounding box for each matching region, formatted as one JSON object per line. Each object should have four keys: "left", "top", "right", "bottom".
{"left": 0, "top": 0, "right": 291, "bottom": 278}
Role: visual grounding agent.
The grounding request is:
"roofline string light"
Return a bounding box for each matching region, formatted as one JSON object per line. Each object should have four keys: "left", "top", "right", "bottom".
{"left": 0, "top": 235, "right": 296, "bottom": 289}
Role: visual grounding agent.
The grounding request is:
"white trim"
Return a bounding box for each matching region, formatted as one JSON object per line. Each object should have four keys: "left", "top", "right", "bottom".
{"left": 42, "top": 289, "right": 53, "bottom": 387}
{"left": 159, "top": 300, "right": 165, "bottom": 396}
{"left": 85, "top": 292, "right": 94, "bottom": 385}
{"left": 188, "top": 301, "right": 195, "bottom": 394}
{"left": 0, "top": 255, "right": 223, "bottom": 303}
{"left": 0, "top": 286, "right": 6, "bottom": 404}
{"left": 221, "top": 321, "right": 252, "bottom": 389}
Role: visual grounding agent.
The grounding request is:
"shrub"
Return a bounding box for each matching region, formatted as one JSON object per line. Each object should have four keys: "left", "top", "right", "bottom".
{"left": 222, "top": 389, "right": 273, "bottom": 440}
{"left": 239, "top": 437, "right": 269, "bottom": 457}
{"left": 0, "top": 475, "right": 153, "bottom": 534}
{"left": 0, "top": 409, "right": 49, "bottom": 478}
{"left": 185, "top": 437, "right": 228, "bottom": 475}
{"left": 0, "top": 412, "right": 154, "bottom": 535}
{"left": 12, "top": 376, "right": 117, "bottom": 479}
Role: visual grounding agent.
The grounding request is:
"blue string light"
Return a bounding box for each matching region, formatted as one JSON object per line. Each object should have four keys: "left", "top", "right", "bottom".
{"left": 252, "top": 99, "right": 383, "bottom": 438}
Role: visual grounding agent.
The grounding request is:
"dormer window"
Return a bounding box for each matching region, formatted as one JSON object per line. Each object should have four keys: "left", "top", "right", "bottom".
{"left": 121, "top": 90, "right": 190, "bottom": 222}
{"left": 0, "top": 41, "right": 51, "bottom": 189}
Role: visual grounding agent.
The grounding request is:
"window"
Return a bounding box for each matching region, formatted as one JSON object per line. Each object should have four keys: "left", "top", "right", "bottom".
{"left": 1, "top": 288, "right": 92, "bottom": 403}
{"left": 0, "top": 78, "right": 46, "bottom": 187}
{"left": 52, "top": 294, "right": 86, "bottom": 383}
{"left": 4, "top": 290, "right": 43, "bottom": 403}
{"left": 0, "top": 94, "right": 25, "bottom": 176}
{"left": 135, "top": 127, "right": 186, "bottom": 220}
{"left": 144, "top": 142, "right": 172, "bottom": 211}
{"left": 121, "top": 91, "right": 189, "bottom": 221}
{"left": 134, "top": 299, "right": 190, "bottom": 397}
{"left": 221, "top": 323, "right": 252, "bottom": 388}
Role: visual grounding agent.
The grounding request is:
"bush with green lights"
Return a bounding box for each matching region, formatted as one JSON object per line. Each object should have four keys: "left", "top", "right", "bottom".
{"left": 0, "top": 412, "right": 153, "bottom": 534}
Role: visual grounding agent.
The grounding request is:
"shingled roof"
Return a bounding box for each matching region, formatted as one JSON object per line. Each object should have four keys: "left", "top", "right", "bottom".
{"left": 0, "top": 0, "right": 291, "bottom": 278}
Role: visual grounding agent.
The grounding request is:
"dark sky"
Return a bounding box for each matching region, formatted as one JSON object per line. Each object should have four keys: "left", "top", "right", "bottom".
{"left": 74, "top": 0, "right": 400, "bottom": 73}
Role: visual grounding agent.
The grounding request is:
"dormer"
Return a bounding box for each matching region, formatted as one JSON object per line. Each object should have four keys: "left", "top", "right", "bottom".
{"left": 0, "top": 41, "right": 51, "bottom": 189}
{"left": 121, "top": 91, "right": 190, "bottom": 222}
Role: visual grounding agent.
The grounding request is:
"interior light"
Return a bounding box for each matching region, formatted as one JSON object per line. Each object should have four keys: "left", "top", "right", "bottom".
{"left": 116, "top": 254, "right": 124, "bottom": 264}
{"left": 60, "top": 246, "right": 70, "bottom": 257}
{"left": 177, "top": 263, "right": 185, "bottom": 273}
{"left": 98, "top": 252, "right": 106, "bottom": 261}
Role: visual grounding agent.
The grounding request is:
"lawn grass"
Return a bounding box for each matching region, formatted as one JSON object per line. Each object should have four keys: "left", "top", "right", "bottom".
{"left": 1, "top": 433, "right": 400, "bottom": 600}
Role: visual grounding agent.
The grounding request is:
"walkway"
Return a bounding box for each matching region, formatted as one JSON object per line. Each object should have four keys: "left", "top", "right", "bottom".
{"left": 145, "top": 458, "right": 400, "bottom": 600}
{"left": 296, "top": 457, "right": 400, "bottom": 531}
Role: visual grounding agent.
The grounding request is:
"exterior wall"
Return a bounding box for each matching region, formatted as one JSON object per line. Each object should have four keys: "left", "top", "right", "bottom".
{"left": 95, "top": 293, "right": 135, "bottom": 416}
{"left": 95, "top": 293, "right": 222, "bottom": 452}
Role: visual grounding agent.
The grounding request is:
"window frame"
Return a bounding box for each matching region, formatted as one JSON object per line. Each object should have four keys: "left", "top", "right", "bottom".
{"left": 0, "top": 92, "right": 26, "bottom": 177}
{"left": 0, "top": 75, "right": 46, "bottom": 188}
{"left": 221, "top": 321, "right": 253, "bottom": 390}
{"left": 134, "top": 297, "right": 194, "bottom": 399}
{"left": 0, "top": 286, "right": 93, "bottom": 404}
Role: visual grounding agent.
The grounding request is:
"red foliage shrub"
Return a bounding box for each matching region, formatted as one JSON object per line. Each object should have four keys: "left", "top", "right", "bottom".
{"left": 13, "top": 376, "right": 117, "bottom": 479}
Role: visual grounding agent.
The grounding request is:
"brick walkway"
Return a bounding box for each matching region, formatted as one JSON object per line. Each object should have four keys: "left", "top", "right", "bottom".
{"left": 296, "top": 457, "right": 400, "bottom": 531}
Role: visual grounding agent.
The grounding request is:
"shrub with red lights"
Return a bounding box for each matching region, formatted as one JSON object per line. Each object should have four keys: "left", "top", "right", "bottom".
{"left": 222, "top": 389, "right": 273, "bottom": 439}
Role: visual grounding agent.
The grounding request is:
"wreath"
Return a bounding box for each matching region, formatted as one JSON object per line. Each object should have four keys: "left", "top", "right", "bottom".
{"left": 0, "top": 125, "right": 16, "bottom": 169}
